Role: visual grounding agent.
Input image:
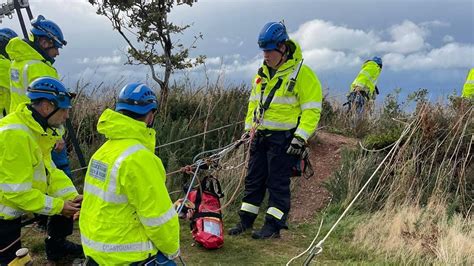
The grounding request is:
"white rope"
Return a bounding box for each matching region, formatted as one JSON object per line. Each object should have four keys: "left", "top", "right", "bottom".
{"left": 289, "top": 118, "right": 416, "bottom": 265}
{"left": 70, "top": 121, "right": 244, "bottom": 173}
{"left": 358, "top": 141, "right": 396, "bottom": 152}
{"left": 156, "top": 121, "right": 244, "bottom": 149}
{"left": 286, "top": 198, "right": 332, "bottom": 265}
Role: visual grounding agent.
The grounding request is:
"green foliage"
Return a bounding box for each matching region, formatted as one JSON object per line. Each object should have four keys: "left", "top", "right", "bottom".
{"left": 88, "top": 0, "right": 205, "bottom": 106}
{"left": 69, "top": 80, "right": 249, "bottom": 196}
{"left": 324, "top": 148, "right": 383, "bottom": 210}
{"left": 324, "top": 91, "right": 473, "bottom": 214}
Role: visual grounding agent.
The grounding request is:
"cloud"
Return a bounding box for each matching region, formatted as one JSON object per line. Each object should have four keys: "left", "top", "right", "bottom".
{"left": 443, "top": 35, "right": 454, "bottom": 43}
{"left": 291, "top": 20, "right": 379, "bottom": 54}
{"left": 216, "top": 37, "right": 230, "bottom": 44}
{"left": 216, "top": 36, "right": 244, "bottom": 47}
{"left": 303, "top": 49, "right": 361, "bottom": 70}
{"left": 77, "top": 55, "right": 122, "bottom": 65}
{"left": 384, "top": 43, "right": 474, "bottom": 71}
{"left": 375, "top": 20, "right": 429, "bottom": 54}
{"left": 419, "top": 20, "right": 450, "bottom": 28}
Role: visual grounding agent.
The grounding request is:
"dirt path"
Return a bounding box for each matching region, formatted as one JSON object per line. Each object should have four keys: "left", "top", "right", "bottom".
{"left": 290, "top": 131, "right": 357, "bottom": 223}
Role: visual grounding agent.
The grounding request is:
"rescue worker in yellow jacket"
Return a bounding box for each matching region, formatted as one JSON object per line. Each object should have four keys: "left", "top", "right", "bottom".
{"left": 6, "top": 15, "right": 66, "bottom": 113}
{"left": 5, "top": 15, "right": 80, "bottom": 261}
{"left": 229, "top": 22, "right": 322, "bottom": 239}
{"left": 0, "top": 77, "right": 81, "bottom": 264}
{"left": 0, "top": 28, "right": 17, "bottom": 118}
{"left": 349, "top": 56, "right": 383, "bottom": 100}
{"left": 462, "top": 68, "right": 474, "bottom": 99}
{"left": 80, "top": 83, "right": 180, "bottom": 265}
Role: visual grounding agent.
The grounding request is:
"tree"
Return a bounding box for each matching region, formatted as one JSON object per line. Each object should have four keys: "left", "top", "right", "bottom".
{"left": 88, "top": 0, "right": 205, "bottom": 111}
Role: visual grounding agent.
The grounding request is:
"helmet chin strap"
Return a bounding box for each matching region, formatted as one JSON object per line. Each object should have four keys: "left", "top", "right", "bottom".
{"left": 147, "top": 112, "right": 157, "bottom": 128}
{"left": 274, "top": 44, "right": 288, "bottom": 68}
{"left": 45, "top": 106, "right": 61, "bottom": 135}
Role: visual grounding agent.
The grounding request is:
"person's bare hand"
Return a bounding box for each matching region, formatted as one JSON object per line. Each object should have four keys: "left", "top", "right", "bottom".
{"left": 61, "top": 200, "right": 80, "bottom": 218}
{"left": 54, "top": 139, "right": 65, "bottom": 152}
{"left": 73, "top": 211, "right": 80, "bottom": 221}
{"left": 72, "top": 195, "right": 83, "bottom": 205}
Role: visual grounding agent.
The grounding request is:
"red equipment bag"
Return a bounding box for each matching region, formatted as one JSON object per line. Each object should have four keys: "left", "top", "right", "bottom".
{"left": 188, "top": 175, "right": 224, "bottom": 249}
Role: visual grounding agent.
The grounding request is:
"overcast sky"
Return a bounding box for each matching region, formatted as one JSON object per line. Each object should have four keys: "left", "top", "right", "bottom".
{"left": 1, "top": 0, "right": 473, "bottom": 101}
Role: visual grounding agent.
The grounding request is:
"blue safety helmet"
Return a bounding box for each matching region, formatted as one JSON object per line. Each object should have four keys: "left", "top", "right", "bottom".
{"left": 0, "top": 28, "right": 18, "bottom": 57}
{"left": 258, "top": 22, "right": 289, "bottom": 51}
{"left": 372, "top": 56, "right": 383, "bottom": 68}
{"left": 116, "top": 83, "right": 158, "bottom": 115}
{"left": 30, "top": 15, "right": 67, "bottom": 48}
{"left": 27, "top": 77, "right": 74, "bottom": 109}
{"left": 0, "top": 28, "right": 18, "bottom": 46}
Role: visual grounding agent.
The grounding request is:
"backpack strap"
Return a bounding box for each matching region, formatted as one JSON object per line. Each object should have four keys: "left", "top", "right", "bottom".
{"left": 193, "top": 212, "right": 222, "bottom": 220}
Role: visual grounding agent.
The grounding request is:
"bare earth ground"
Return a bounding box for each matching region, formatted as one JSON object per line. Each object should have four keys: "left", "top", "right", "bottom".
{"left": 290, "top": 131, "right": 357, "bottom": 223}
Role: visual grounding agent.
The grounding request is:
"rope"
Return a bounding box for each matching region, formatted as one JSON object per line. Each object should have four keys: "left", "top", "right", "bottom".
{"left": 0, "top": 223, "right": 35, "bottom": 253}
{"left": 70, "top": 121, "right": 245, "bottom": 174}
{"left": 358, "top": 141, "right": 396, "bottom": 152}
{"left": 156, "top": 121, "right": 244, "bottom": 150}
{"left": 285, "top": 198, "right": 332, "bottom": 266}
{"left": 295, "top": 118, "right": 416, "bottom": 265}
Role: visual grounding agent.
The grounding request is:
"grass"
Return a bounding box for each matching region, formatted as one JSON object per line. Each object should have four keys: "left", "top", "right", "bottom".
{"left": 22, "top": 209, "right": 396, "bottom": 265}
{"left": 15, "top": 80, "right": 473, "bottom": 265}
{"left": 353, "top": 203, "right": 474, "bottom": 265}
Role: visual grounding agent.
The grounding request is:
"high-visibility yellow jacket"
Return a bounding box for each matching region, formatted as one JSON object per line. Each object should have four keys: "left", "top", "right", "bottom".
{"left": 0, "top": 55, "right": 10, "bottom": 118}
{"left": 0, "top": 103, "right": 78, "bottom": 220}
{"left": 80, "top": 109, "right": 180, "bottom": 265}
{"left": 350, "top": 60, "right": 381, "bottom": 98}
{"left": 462, "top": 68, "right": 474, "bottom": 99}
{"left": 245, "top": 39, "right": 323, "bottom": 141}
{"left": 6, "top": 37, "right": 59, "bottom": 113}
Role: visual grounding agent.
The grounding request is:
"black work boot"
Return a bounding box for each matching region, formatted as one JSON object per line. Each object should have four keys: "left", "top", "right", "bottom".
{"left": 251, "top": 222, "right": 280, "bottom": 239}
{"left": 45, "top": 237, "right": 83, "bottom": 261}
{"left": 228, "top": 221, "right": 252, "bottom": 235}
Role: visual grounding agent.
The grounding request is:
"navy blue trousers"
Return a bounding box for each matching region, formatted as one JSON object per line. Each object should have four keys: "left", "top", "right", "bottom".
{"left": 239, "top": 130, "right": 298, "bottom": 229}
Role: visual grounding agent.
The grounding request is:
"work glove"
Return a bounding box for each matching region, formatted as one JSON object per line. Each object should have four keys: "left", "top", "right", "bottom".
{"left": 286, "top": 136, "right": 306, "bottom": 157}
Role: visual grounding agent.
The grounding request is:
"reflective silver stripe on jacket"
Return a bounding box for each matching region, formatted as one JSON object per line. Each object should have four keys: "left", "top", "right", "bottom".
{"left": 33, "top": 161, "right": 46, "bottom": 182}
{"left": 22, "top": 60, "right": 43, "bottom": 90}
{"left": 245, "top": 123, "right": 252, "bottom": 130}
{"left": 360, "top": 70, "right": 377, "bottom": 85}
{"left": 249, "top": 95, "right": 297, "bottom": 105}
{"left": 0, "top": 124, "right": 32, "bottom": 134}
{"left": 84, "top": 144, "right": 146, "bottom": 203}
{"left": 108, "top": 144, "right": 146, "bottom": 194}
{"left": 52, "top": 186, "right": 77, "bottom": 198}
{"left": 261, "top": 120, "right": 297, "bottom": 129}
{"left": 84, "top": 182, "right": 128, "bottom": 204}
{"left": 0, "top": 124, "right": 45, "bottom": 182}
{"left": 294, "top": 128, "right": 311, "bottom": 140}
{"left": 10, "top": 86, "right": 25, "bottom": 95}
{"left": 0, "top": 182, "right": 32, "bottom": 192}
{"left": 300, "top": 102, "right": 322, "bottom": 110}
{"left": 0, "top": 203, "right": 24, "bottom": 218}
{"left": 163, "top": 249, "right": 181, "bottom": 260}
{"left": 466, "top": 80, "right": 474, "bottom": 84}
{"left": 38, "top": 196, "right": 54, "bottom": 215}
{"left": 139, "top": 206, "right": 177, "bottom": 227}
{"left": 81, "top": 235, "right": 154, "bottom": 253}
